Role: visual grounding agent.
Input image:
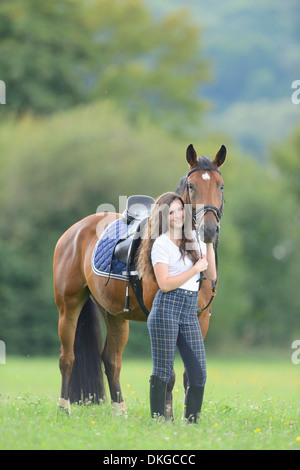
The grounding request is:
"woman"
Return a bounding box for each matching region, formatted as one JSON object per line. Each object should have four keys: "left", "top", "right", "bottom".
{"left": 138, "top": 192, "right": 216, "bottom": 423}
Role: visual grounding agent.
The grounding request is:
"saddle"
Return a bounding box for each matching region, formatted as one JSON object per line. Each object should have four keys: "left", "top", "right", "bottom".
{"left": 107, "top": 195, "right": 154, "bottom": 316}
{"left": 114, "top": 195, "right": 154, "bottom": 264}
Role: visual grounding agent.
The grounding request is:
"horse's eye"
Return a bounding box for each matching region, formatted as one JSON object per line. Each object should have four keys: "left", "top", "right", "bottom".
{"left": 188, "top": 184, "right": 195, "bottom": 191}
{"left": 220, "top": 183, "right": 224, "bottom": 191}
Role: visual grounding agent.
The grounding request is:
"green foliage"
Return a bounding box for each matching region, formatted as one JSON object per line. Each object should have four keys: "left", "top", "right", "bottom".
{"left": 0, "top": 100, "right": 299, "bottom": 354}
{"left": 211, "top": 139, "right": 300, "bottom": 347}
{"left": 0, "top": 101, "right": 187, "bottom": 355}
{"left": 0, "top": 0, "right": 94, "bottom": 114}
{"left": 148, "top": 0, "right": 300, "bottom": 155}
{"left": 271, "top": 125, "right": 300, "bottom": 202}
{"left": 0, "top": 0, "right": 298, "bottom": 356}
{"left": 151, "top": 0, "right": 299, "bottom": 106}
{"left": 0, "top": 0, "right": 209, "bottom": 132}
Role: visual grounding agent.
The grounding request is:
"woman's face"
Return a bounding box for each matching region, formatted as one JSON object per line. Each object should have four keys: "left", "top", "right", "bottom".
{"left": 169, "top": 199, "right": 185, "bottom": 231}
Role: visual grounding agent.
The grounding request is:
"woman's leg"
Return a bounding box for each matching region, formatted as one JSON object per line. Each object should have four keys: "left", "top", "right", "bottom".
{"left": 147, "top": 292, "right": 179, "bottom": 417}
{"left": 176, "top": 329, "right": 206, "bottom": 388}
{"left": 149, "top": 375, "right": 167, "bottom": 418}
{"left": 177, "top": 317, "right": 207, "bottom": 423}
{"left": 147, "top": 301, "right": 179, "bottom": 384}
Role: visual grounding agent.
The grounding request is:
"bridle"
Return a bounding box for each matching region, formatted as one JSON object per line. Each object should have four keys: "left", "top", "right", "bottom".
{"left": 184, "top": 166, "right": 224, "bottom": 233}
{"left": 184, "top": 165, "right": 225, "bottom": 313}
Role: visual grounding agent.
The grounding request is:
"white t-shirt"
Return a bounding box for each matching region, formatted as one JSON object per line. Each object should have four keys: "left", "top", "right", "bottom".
{"left": 151, "top": 232, "right": 207, "bottom": 292}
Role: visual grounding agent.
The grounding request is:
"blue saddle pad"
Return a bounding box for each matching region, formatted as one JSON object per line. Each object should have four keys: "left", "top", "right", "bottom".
{"left": 92, "top": 218, "right": 130, "bottom": 280}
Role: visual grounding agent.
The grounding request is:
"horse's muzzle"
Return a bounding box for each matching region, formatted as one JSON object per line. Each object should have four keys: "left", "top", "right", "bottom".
{"left": 203, "top": 223, "right": 219, "bottom": 244}
{"left": 194, "top": 205, "right": 221, "bottom": 244}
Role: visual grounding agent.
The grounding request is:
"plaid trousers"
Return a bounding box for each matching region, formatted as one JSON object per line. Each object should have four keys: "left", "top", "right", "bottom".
{"left": 147, "top": 288, "right": 207, "bottom": 386}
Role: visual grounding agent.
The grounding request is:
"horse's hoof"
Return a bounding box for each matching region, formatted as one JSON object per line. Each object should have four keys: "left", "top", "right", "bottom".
{"left": 57, "top": 397, "right": 71, "bottom": 415}
{"left": 165, "top": 400, "right": 174, "bottom": 420}
{"left": 111, "top": 400, "right": 127, "bottom": 416}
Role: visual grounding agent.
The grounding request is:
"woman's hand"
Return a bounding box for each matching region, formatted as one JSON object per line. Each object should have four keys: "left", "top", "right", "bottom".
{"left": 193, "top": 256, "right": 208, "bottom": 274}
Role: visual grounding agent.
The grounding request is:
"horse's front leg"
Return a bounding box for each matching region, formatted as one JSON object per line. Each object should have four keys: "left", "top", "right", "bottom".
{"left": 198, "top": 307, "right": 211, "bottom": 342}
{"left": 166, "top": 369, "right": 175, "bottom": 419}
{"left": 102, "top": 312, "right": 129, "bottom": 414}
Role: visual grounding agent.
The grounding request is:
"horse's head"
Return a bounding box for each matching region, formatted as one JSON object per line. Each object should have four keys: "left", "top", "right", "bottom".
{"left": 178, "top": 144, "right": 226, "bottom": 244}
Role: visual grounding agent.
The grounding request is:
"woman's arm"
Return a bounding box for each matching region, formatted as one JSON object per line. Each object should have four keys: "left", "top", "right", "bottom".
{"left": 153, "top": 257, "right": 208, "bottom": 293}
{"left": 203, "top": 243, "right": 217, "bottom": 281}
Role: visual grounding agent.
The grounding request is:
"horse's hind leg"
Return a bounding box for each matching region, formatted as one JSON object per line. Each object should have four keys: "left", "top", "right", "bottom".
{"left": 57, "top": 294, "right": 88, "bottom": 413}
{"left": 101, "top": 311, "right": 129, "bottom": 414}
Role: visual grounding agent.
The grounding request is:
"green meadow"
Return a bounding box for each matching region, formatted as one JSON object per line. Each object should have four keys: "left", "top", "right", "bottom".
{"left": 0, "top": 354, "right": 299, "bottom": 450}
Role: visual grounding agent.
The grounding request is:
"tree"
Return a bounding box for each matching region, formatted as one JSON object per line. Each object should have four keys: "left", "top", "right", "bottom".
{"left": 0, "top": 0, "right": 209, "bottom": 131}
{"left": 2, "top": 101, "right": 299, "bottom": 354}
{"left": 0, "top": 0, "right": 94, "bottom": 114}
{"left": 271, "top": 124, "right": 300, "bottom": 202}
{"left": 0, "top": 100, "right": 187, "bottom": 355}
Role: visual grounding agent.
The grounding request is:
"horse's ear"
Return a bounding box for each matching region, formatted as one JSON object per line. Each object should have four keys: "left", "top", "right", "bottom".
{"left": 186, "top": 144, "right": 197, "bottom": 167}
{"left": 213, "top": 145, "right": 226, "bottom": 168}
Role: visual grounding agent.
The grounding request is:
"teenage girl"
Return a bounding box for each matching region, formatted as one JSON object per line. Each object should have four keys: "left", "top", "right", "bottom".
{"left": 138, "top": 192, "right": 216, "bottom": 422}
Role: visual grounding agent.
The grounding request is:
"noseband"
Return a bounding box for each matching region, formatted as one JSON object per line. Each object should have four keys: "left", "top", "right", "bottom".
{"left": 185, "top": 166, "right": 224, "bottom": 231}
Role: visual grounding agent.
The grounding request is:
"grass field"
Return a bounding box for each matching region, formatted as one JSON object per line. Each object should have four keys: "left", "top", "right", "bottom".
{"left": 0, "top": 353, "right": 299, "bottom": 450}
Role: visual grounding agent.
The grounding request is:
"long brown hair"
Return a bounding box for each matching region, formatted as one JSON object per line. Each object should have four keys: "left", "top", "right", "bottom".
{"left": 137, "top": 192, "right": 200, "bottom": 280}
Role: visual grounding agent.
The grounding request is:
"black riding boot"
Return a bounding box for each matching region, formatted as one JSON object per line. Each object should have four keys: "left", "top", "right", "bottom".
{"left": 149, "top": 375, "right": 167, "bottom": 418}
{"left": 184, "top": 385, "right": 204, "bottom": 423}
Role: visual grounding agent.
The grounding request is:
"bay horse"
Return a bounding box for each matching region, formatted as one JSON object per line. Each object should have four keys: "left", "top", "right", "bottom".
{"left": 53, "top": 144, "right": 226, "bottom": 414}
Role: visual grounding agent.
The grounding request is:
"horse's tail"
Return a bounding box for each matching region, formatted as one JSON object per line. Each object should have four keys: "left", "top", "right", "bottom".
{"left": 68, "top": 298, "right": 105, "bottom": 404}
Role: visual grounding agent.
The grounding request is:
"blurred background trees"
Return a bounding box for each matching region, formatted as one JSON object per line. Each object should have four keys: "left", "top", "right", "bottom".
{"left": 0, "top": 0, "right": 209, "bottom": 132}
{"left": 0, "top": 0, "right": 299, "bottom": 356}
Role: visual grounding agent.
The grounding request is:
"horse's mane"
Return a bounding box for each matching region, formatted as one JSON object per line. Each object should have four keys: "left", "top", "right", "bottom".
{"left": 175, "top": 156, "right": 216, "bottom": 196}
